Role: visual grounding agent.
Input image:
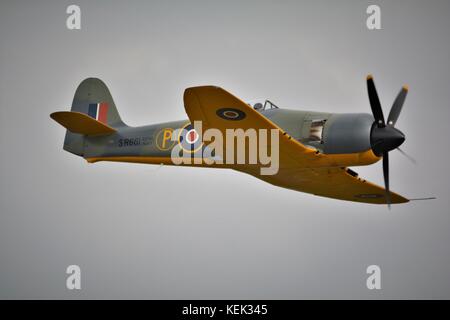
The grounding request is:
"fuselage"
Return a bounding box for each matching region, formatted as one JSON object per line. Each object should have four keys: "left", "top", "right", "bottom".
{"left": 81, "top": 107, "right": 380, "bottom": 169}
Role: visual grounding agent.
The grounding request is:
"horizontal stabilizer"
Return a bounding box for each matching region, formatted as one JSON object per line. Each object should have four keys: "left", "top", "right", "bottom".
{"left": 50, "top": 111, "right": 116, "bottom": 136}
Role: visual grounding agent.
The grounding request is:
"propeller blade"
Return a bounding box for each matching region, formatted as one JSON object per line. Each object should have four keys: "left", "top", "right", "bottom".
{"left": 397, "top": 147, "right": 417, "bottom": 164}
{"left": 382, "top": 152, "right": 391, "bottom": 209}
{"left": 367, "top": 75, "right": 385, "bottom": 127}
{"left": 387, "top": 85, "right": 408, "bottom": 126}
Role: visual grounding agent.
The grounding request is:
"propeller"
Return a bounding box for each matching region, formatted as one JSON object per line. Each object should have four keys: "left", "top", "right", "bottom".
{"left": 366, "top": 75, "right": 408, "bottom": 208}
{"left": 397, "top": 147, "right": 417, "bottom": 165}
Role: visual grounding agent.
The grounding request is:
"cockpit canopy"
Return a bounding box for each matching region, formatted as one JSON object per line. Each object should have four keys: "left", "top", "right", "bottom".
{"left": 248, "top": 100, "right": 279, "bottom": 111}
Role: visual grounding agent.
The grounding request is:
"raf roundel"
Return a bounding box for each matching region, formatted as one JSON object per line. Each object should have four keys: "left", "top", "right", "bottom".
{"left": 185, "top": 129, "right": 199, "bottom": 144}
{"left": 178, "top": 123, "right": 203, "bottom": 153}
{"left": 216, "top": 108, "right": 246, "bottom": 121}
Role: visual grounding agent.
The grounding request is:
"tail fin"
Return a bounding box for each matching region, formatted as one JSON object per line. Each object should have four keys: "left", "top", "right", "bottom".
{"left": 53, "top": 78, "right": 126, "bottom": 156}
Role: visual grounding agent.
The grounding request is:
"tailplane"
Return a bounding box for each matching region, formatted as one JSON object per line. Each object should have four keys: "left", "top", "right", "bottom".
{"left": 50, "top": 111, "right": 117, "bottom": 136}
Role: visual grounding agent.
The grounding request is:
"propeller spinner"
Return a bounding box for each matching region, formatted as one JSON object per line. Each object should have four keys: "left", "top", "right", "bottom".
{"left": 366, "top": 75, "right": 408, "bottom": 208}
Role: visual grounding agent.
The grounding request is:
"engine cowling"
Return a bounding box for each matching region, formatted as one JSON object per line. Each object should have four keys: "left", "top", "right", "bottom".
{"left": 322, "top": 113, "right": 374, "bottom": 154}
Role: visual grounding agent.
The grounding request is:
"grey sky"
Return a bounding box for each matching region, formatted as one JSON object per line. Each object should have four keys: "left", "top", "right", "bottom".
{"left": 0, "top": 0, "right": 449, "bottom": 299}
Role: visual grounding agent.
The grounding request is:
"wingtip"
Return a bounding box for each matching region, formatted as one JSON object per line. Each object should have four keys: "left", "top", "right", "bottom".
{"left": 50, "top": 111, "right": 63, "bottom": 120}
{"left": 184, "top": 85, "right": 221, "bottom": 91}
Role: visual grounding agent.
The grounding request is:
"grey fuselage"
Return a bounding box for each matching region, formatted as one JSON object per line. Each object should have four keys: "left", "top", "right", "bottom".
{"left": 77, "top": 108, "right": 375, "bottom": 159}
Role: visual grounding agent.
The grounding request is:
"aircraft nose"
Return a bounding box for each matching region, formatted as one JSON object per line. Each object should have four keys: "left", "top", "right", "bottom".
{"left": 391, "top": 128, "right": 405, "bottom": 146}
{"left": 370, "top": 126, "right": 406, "bottom": 156}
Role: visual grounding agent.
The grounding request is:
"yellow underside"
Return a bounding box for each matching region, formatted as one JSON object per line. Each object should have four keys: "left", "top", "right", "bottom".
{"left": 85, "top": 151, "right": 408, "bottom": 205}
{"left": 86, "top": 148, "right": 380, "bottom": 168}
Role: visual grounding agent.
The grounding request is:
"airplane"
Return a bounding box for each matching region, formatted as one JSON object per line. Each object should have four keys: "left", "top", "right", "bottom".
{"left": 51, "top": 75, "right": 413, "bottom": 207}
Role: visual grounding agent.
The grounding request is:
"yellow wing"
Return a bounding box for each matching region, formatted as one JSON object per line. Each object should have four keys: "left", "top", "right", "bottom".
{"left": 184, "top": 85, "right": 317, "bottom": 169}
{"left": 183, "top": 86, "right": 409, "bottom": 204}
{"left": 237, "top": 166, "right": 409, "bottom": 204}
